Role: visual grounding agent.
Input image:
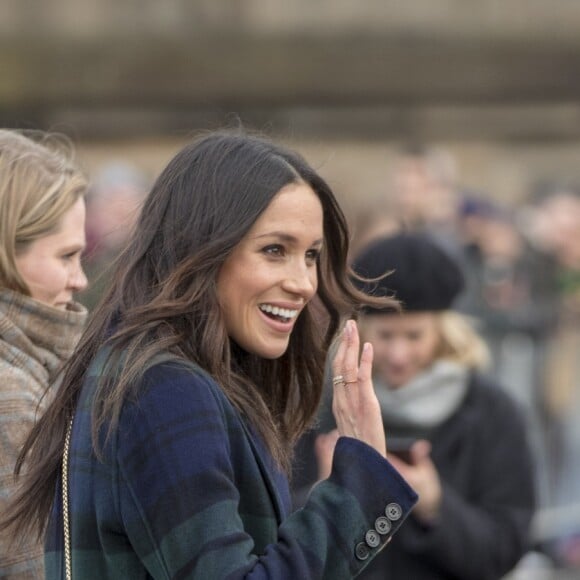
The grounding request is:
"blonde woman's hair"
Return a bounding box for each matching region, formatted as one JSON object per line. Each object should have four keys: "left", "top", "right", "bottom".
{"left": 0, "top": 129, "right": 87, "bottom": 294}
{"left": 436, "top": 310, "right": 490, "bottom": 370}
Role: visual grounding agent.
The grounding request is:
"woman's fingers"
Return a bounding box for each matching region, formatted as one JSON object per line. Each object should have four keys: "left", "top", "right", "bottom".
{"left": 357, "top": 341, "right": 374, "bottom": 396}
{"left": 342, "top": 320, "right": 360, "bottom": 386}
{"left": 359, "top": 341, "right": 373, "bottom": 378}
{"left": 331, "top": 321, "right": 347, "bottom": 380}
{"left": 331, "top": 320, "right": 386, "bottom": 458}
{"left": 339, "top": 321, "right": 361, "bottom": 434}
{"left": 331, "top": 322, "right": 355, "bottom": 436}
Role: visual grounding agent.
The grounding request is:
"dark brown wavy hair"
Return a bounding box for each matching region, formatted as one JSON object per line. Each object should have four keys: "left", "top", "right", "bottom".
{"left": 2, "top": 130, "right": 395, "bottom": 541}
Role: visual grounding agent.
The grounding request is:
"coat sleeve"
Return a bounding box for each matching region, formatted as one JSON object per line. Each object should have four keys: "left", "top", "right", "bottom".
{"left": 394, "top": 388, "right": 536, "bottom": 579}
{"left": 115, "top": 363, "right": 417, "bottom": 580}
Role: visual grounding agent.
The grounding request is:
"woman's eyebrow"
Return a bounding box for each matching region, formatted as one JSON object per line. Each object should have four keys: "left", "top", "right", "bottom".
{"left": 253, "top": 231, "right": 323, "bottom": 246}
{"left": 60, "top": 243, "right": 86, "bottom": 253}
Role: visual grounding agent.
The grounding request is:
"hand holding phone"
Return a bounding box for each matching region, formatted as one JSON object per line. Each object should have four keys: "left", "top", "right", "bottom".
{"left": 387, "top": 438, "right": 442, "bottom": 523}
{"left": 387, "top": 437, "right": 417, "bottom": 464}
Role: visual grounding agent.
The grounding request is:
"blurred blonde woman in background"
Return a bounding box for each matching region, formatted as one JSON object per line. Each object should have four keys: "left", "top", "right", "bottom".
{"left": 312, "top": 232, "right": 535, "bottom": 579}
{"left": 0, "top": 130, "right": 88, "bottom": 578}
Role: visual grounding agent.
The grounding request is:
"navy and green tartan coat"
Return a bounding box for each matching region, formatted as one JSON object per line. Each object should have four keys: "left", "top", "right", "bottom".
{"left": 45, "top": 351, "right": 417, "bottom": 579}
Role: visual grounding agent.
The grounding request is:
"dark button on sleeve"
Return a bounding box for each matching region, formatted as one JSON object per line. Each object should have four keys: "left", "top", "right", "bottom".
{"left": 355, "top": 541, "right": 371, "bottom": 561}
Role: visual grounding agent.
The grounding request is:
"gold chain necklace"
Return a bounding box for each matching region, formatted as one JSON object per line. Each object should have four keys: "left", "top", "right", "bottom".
{"left": 62, "top": 417, "right": 73, "bottom": 580}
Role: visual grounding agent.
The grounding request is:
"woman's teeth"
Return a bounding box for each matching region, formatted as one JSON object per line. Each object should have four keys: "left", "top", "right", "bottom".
{"left": 259, "top": 304, "right": 298, "bottom": 322}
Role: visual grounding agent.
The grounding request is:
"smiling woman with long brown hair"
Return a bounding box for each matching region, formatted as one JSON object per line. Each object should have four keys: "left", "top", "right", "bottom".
{"left": 2, "top": 131, "right": 417, "bottom": 579}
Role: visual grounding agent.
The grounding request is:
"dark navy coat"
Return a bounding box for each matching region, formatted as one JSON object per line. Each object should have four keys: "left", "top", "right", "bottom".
{"left": 46, "top": 355, "right": 417, "bottom": 579}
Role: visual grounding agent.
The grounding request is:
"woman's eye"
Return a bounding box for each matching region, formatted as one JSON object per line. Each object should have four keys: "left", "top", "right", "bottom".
{"left": 61, "top": 251, "right": 79, "bottom": 261}
{"left": 263, "top": 245, "right": 284, "bottom": 257}
{"left": 305, "top": 249, "right": 320, "bottom": 263}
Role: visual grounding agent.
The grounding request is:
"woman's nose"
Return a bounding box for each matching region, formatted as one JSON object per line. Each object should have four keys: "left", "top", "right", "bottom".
{"left": 282, "top": 261, "right": 317, "bottom": 299}
{"left": 69, "top": 261, "right": 88, "bottom": 292}
{"left": 387, "top": 341, "right": 411, "bottom": 365}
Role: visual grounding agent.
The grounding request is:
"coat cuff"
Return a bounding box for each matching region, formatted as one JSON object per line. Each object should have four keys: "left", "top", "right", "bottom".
{"left": 328, "top": 436, "right": 418, "bottom": 572}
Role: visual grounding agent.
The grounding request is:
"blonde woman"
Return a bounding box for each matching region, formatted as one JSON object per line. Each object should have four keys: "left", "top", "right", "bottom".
{"left": 0, "top": 130, "right": 88, "bottom": 578}
{"left": 314, "top": 232, "right": 535, "bottom": 580}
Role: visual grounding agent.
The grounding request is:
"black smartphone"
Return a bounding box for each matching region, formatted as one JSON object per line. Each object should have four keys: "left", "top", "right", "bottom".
{"left": 388, "top": 437, "right": 416, "bottom": 464}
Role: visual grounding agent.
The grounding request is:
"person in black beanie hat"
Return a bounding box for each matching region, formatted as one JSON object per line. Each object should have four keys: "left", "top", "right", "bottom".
{"left": 352, "top": 232, "right": 464, "bottom": 314}
{"left": 310, "top": 232, "right": 536, "bottom": 580}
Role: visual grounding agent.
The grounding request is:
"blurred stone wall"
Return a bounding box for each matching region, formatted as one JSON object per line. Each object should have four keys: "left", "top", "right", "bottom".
{"left": 2, "top": 0, "right": 580, "bottom": 138}
{"left": 3, "top": 1, "right": 580, "bottom": 207}
{"left": 4, "top": 1, "right": 580, "bottom": 39}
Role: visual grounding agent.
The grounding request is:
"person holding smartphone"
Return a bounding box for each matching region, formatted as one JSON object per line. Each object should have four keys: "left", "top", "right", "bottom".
{"left": 309, "top": 232, "right": 535, "bottom": 580}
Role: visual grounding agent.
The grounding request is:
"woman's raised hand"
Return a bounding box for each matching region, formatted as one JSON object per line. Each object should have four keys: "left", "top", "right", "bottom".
{"left": 331, "top": 319, "right": 387, "bottom": 458}
{"left": 386, "top": 441, "right": 442, "bottom": 523}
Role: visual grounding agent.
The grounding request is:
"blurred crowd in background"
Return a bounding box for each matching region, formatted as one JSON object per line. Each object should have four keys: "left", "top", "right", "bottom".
{"left": 351, "top": 145, "right": 580, "bottom": 539}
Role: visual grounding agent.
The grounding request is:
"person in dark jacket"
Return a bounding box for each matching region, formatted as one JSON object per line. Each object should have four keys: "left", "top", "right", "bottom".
{"left": 2, "top": 132, "right": 418, "bottom": 579}
{"left": 312, "top": 232, "right": 535, "bottom": 580}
